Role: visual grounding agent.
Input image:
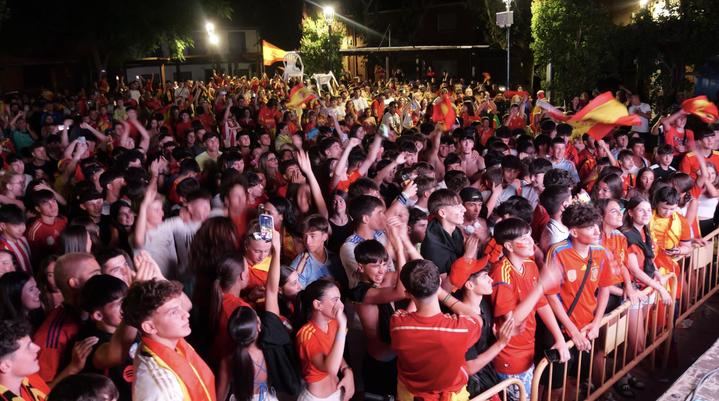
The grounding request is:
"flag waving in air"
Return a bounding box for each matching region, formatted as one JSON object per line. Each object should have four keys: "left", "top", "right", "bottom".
{"left": 432, "top": 94, "right": 456, "bottom": 128}
{"left": 682, "top": 95, "right": 719, "bottom": 123}
{"left": 568, "top": 92, "right": 641, "bottom": 140}
{"left": 286, "top": 84, "right": 317, "bottom": 112}
{"left": 262, "top": 40, "right": 287, "bottom": 66}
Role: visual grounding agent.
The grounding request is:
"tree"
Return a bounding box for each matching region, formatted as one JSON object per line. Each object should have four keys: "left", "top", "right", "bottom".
{"left": 616, "top": 0, "right": 719, "bottom": 108}
{"left": 531, "top": 0, "right": 617, "bottom": 101}
{"left": 299, "top": 14, "right": 345, "bottom": 76}
{"left": 0, "top": 0, "right": 232, "bottom": 71}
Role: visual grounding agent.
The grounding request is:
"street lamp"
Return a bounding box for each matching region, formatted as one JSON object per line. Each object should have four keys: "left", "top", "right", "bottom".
{"left": 323, "top": 6, "right": 335, "bottom": 23}
{"left": 205, "top": 21, "right": 220, "bottom": 47}
{"left": 496, "top": 0, "right": 513, "bottom": 88}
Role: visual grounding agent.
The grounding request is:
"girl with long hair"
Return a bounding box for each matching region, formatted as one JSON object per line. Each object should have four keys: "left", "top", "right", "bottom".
{"left": 222, "top": 229, "right": 302, "bottom": 401}
{"left": 0, "top": 270, "right": 44, "bottom": 330}
{"left": 621, "top": 196, "right": 673, "bottom": 360}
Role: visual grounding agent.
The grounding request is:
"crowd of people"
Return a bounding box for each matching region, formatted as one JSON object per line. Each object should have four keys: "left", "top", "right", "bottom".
{"left": 0, "top": 69, "right": 713, "bottom": 401}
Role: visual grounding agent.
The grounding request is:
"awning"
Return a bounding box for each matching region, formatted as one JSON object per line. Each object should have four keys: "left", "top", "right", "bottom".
{"left": 339, "top": 44, "right": 489, "bottom": 55}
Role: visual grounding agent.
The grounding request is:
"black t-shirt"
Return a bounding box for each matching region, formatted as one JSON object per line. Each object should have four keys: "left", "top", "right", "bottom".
{"left": 464, "top": 298, "right": 499, "bottom": 397}
{"left": 76, "top": 323, "right": 134, "bottom": 401}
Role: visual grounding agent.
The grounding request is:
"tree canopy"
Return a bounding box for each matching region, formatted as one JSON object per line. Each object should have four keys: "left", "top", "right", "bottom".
{"left": 299, "top": 14, "right": 344, "bottom": 77}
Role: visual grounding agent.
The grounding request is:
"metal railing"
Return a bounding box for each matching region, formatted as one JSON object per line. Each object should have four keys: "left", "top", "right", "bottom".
{"left": 675, "top": 226, "right": 719, "bottom": 326}
{"left": 528, "top": 274, "right": 678, "bottom": 401}
{"left": 470, "top": 378, "right": 527, "bottom": 401}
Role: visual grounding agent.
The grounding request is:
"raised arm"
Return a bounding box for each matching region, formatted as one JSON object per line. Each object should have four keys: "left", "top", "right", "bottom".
{"left": 357, "top": 133, "right": 382, "bottom": 176}
{"left": 265, "top": 229, "right": 282, "bottom": 316}
{"left": 331, "top": 138, "right": 361, "bottom": 190}
{"left": 129, "top": 118, "right": 150, "bottom": 153}
{"left": 297, "top": 149, "right": 328, "bottom": 218}
{"left": 79, "top": 122, "right": 108, "bottom": 143}
{"left": 133, "top": 169, "right": 159, "bottom": 248}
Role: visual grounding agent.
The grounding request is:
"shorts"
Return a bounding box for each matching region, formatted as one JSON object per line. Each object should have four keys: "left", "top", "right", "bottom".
{"left": 629, "top": 291, "right": 656, "bottom": 310}
{"left": 396, "top": 381, "right": 469, "bottom": 401}
{"left": 297, "top": 389, "right": 342, "bottom": 401}
{"left": 496, "top": 366, "right": 533, "bottom": 401}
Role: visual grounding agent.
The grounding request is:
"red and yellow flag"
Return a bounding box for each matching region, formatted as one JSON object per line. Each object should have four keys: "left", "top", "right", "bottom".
{"left": 286, "top": 84, "right": 317, "bottom": 110}
{"left": 262, "top": 40, "right": 287, "bottom": 66}
{"left": 432, "top": 94, "right": 456, "bottom": 128}
{"left": 568, "top": 92, "right": 641, "bottom": 140}
{"left": 682, "top": 95, "right": 719, "bottom": 123}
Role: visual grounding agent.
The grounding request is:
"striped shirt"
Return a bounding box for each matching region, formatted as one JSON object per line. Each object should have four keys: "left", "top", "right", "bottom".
{"left": 33, "top": 305, "right": 81, "bottom": 382}
{"left": 133, "top": 351, "right": 185, "bottom": 401}
{"left": 0, "top": 235, "right": 32, "bottom": 274}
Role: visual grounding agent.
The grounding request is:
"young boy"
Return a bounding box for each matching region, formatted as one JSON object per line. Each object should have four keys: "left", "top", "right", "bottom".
{"left": 650, "top": 144, "right": 676, "bottom": 181}
{"left": 420, "top": 189, "right": 466, "bottom": 278}
{"left": 351, "top": 237, "right": 408, "bottom": 397}
{"left": 340, "top": 195, "right": 394, "bottom": 289}
{"left": 617, "top": 150, "right": 636, "bottom": 195}
{"left": 549, "top": 137, "right": 579, "bottom": 184}
{"left": 34, "top": 253, "right": 101, "bottom": 383}
{"left": 0, "top": 320, "right": 50, "bottom": 401}
{"left": 390, "top": 259, "right": 480, "bottom": 401}
{"left": 290, "top": 214, "right": 340, "bottom": 288}
{"left": 544, "top": 203, "right": 613, "bottom": 390}
{"left": 489, "top": 218, "right": 569, "bottom": 400}
{"left": 27, "top": 189, "right": 67, "bottom": 259}
{"left": 538, "top": 185, "right": 572, "bottom": 253}
{"left": 0, "top": 204, "right": 32, "bottom": 274}
{"left": 78, "top": 274, "right": 135, "bottom": 401}
{"left": 122, "top": 279, "right": 215, "bottom": 401}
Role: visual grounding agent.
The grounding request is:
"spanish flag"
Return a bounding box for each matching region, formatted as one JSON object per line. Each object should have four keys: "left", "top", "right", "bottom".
{"left": 682, "top": 95, "right": 718, "bottom": 123}
{"left": 286, "top": 84, "right": 317, "bottom": 110}
{"left": 568, "top": 92, "right": 641, "bottom": 140}
{"left": 262, "top": 40, "right": 287, "bottom": 66}
{"left": 432, "top": 94, "right": 456, "bottom": 128}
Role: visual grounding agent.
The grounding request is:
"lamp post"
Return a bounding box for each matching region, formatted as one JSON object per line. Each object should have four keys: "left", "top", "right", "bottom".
{"left": 496, "top": 0, "right": 513, "bottom": 88}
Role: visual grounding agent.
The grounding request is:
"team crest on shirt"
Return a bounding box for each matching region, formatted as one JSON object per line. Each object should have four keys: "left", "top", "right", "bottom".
{"left": 591, "top": 267, "right": 599, "bottom": 281}
{"left": 567, "top": 269, "right": 577, "bottom": 282}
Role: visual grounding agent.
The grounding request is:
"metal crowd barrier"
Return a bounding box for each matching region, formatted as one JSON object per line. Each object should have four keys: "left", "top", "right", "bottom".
{"left": 675, "top": 226, "right": 719, "bottom": 326}
{"left": 470, "top": 378, "right": 527, "bottom": 401}
{"left": 526, "top": 274, "right": 678, "bottom": 401}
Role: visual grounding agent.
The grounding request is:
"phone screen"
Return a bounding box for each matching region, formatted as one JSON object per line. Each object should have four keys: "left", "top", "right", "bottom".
{"left": 259, "top": 214, "right": 274, "bottom": 241}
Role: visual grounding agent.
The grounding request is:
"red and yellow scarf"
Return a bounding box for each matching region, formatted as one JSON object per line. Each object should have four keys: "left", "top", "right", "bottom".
{"left": 141, "top": 337, "right": 216, "bottom": 401}
{"left": 0, "top": 374, "right": 49, "bottom": 401}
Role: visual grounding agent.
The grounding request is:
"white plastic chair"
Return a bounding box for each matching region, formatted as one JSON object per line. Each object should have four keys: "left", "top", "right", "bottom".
{"left": 283, "top": 52, "right": 304, "bottom": 83}
{"left": 312, "top": 71, "right": 338, "bottom": 96}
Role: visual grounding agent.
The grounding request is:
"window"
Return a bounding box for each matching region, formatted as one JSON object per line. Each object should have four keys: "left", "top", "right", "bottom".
{"left": 228, "top": 31, "right": 247, "bottom": 53}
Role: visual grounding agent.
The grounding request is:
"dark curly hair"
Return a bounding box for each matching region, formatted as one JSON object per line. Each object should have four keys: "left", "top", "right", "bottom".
{"left": 121, "top": 279, "right": 184, "bottom": 330}
{"left": 0, "top": 319, "right": 32, "bottom": 359}
{"left": 561, "top": 202, "right": 601, "bottom": 229}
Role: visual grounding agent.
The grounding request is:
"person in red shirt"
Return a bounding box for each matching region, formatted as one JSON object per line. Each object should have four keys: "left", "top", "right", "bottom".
{"left": 679, "top": 127, "right": 719, "bottom": 181}
{"left": 33, "top": 253, "right": 101, "bottom": 384}
{"left": 0, "top": 319, "right": 50, "bottom": 401}
{"left": 662, "top": 108, "right": 695, "bottom": 156}
{"left": 390, "top": 259, "right": 480, "bottom": 401}
{"left": 544, "top": 203, "right": 613, "bottom": 390}
{"left": 488, "top": 218, "right": 569, "bottom": 400}
{"left": 26, "top": 190, "right": 67, "bottom": 261}
{"left": 296, "top": 279, "right": 354, "bottom": 401}
{"left": 506, "top": 103, "right": 526, "bottom": 131}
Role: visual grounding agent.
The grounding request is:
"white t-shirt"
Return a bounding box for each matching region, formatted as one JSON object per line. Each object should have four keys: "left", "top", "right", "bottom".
{"left": 628, "top": 103, "right": 651, "bottom": 133}
{"left": 540, "top": 218, "right": 569, "bottom": 253}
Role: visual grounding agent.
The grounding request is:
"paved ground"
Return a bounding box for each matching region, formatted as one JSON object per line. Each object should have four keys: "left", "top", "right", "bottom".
{"left": 619, "top": 293, "right": 719, "bottom": 401}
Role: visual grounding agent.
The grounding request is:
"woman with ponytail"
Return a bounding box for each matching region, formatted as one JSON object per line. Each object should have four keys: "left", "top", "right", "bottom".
{"left": 221, "top": 228, "right": 301, "bottom": 401}
{"left": 294, "top": 278, "right": 354, "bottom": 401}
